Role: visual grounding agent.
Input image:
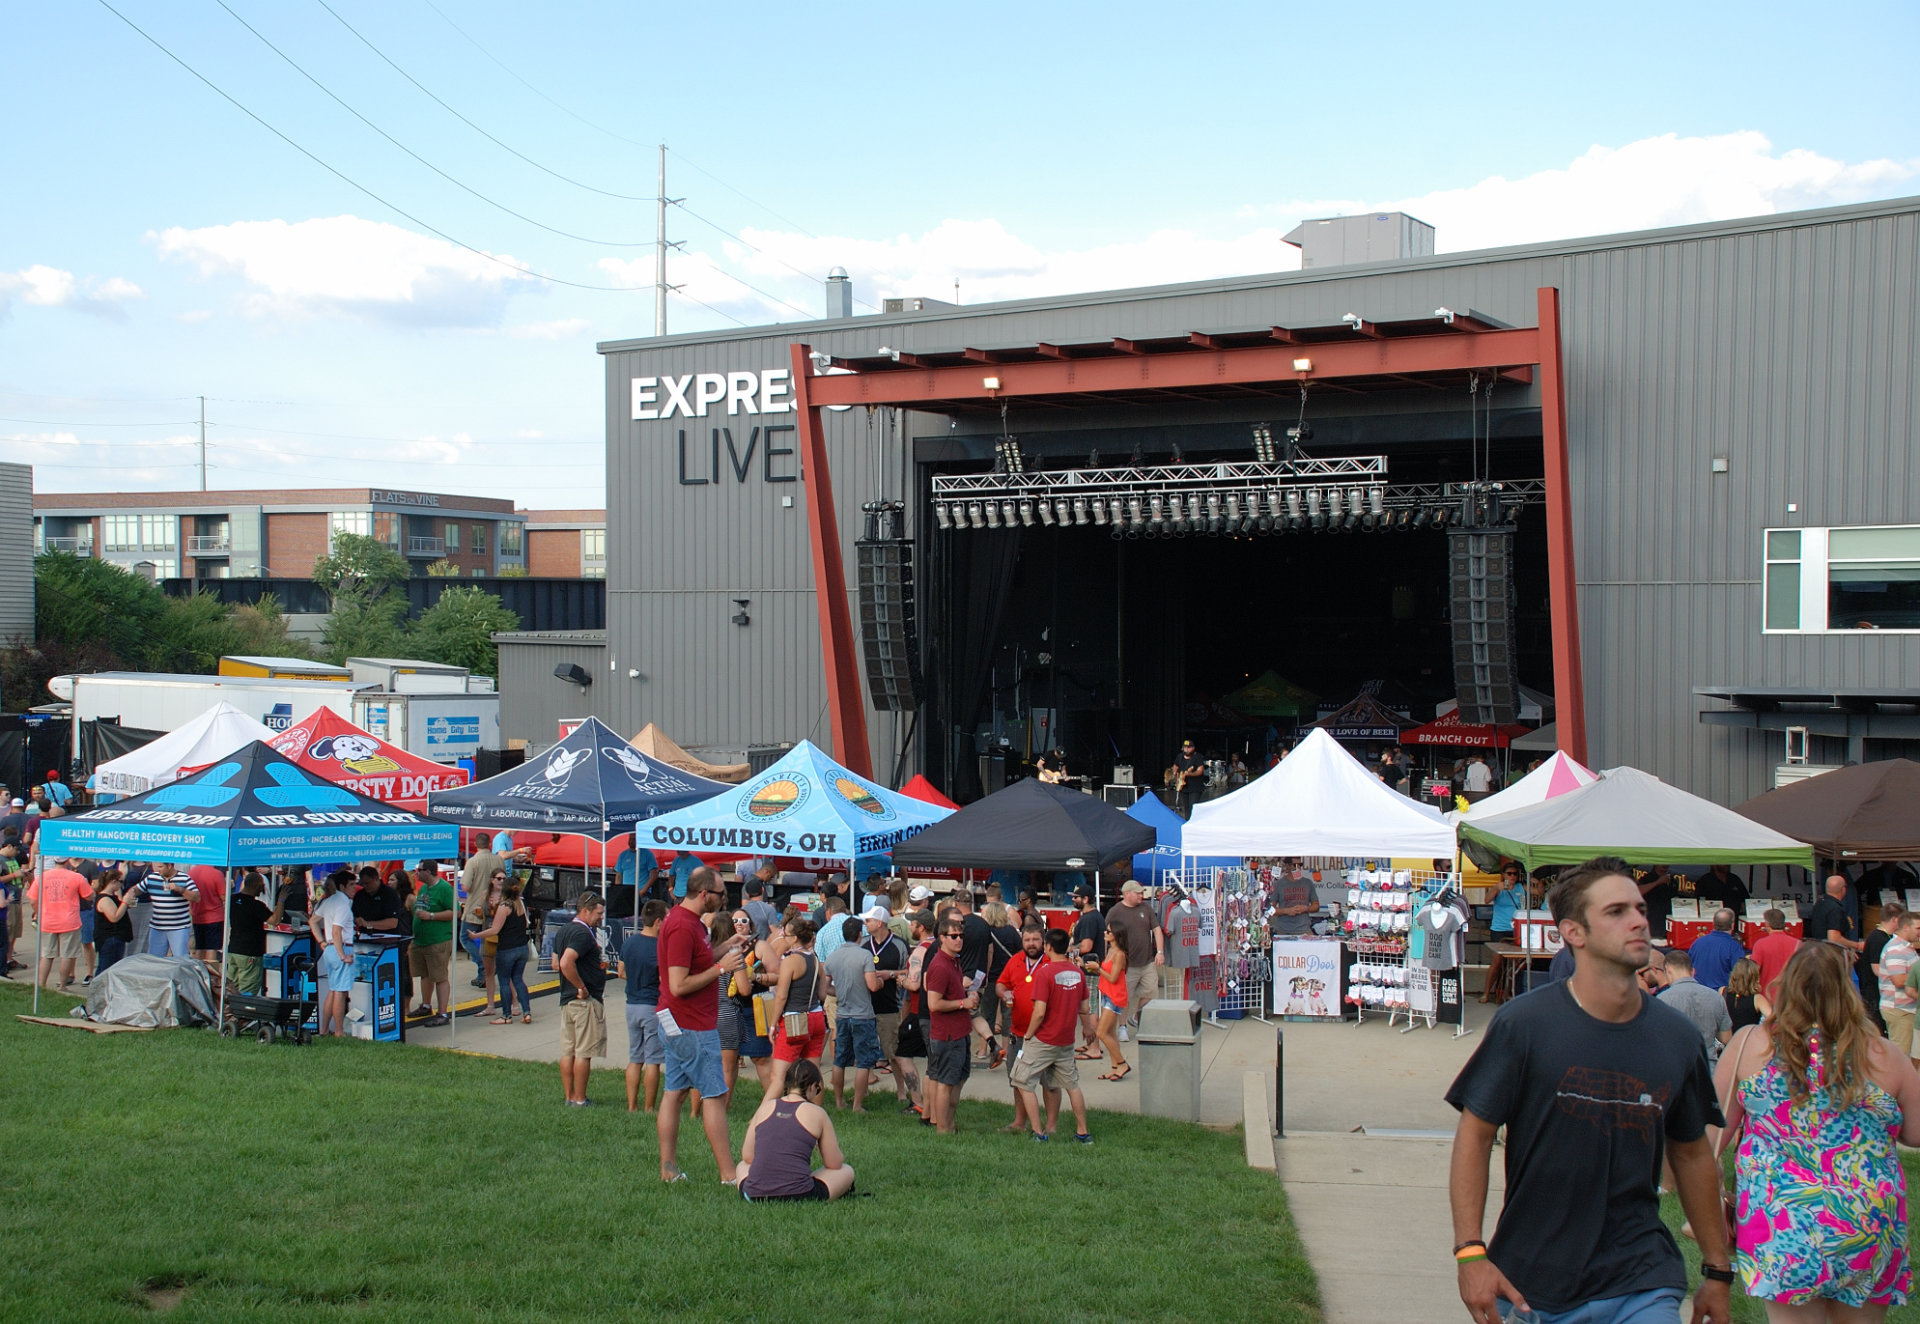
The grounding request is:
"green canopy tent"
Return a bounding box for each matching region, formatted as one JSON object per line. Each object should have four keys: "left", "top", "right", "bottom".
{"left": 1458, "top": 766, "right": 1816, "bottom": 872}
{"left": 1218, "top": 670, "right": 1318, "bottom": 719}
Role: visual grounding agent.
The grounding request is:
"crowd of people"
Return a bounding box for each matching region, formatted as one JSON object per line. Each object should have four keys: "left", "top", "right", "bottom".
{"left": 1451, "top": 855, "right": 1920, "bottom": 1323}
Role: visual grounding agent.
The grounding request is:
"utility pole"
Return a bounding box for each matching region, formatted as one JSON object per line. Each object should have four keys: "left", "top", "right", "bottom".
{"left": 656, "top": 145, "right": 668, "bottom": 337}
{"left": 198, "top": 395, "right": 207, "bottom": 491}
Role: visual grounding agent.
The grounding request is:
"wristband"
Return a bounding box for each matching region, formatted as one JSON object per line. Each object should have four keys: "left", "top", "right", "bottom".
{"left": 1452, "top": 1239, "right": 1486, "bottom": 1254}
{"left": 1455, "top": 1250, "right": 1487, "bottom": 1265}
{"left": 1699, "top": 1263, "right": 1735, "bottom": 1284}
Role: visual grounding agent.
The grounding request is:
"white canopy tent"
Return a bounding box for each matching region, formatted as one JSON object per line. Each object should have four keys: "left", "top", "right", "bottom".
{"left": 92, "top": 701, "right": 278, "bottom": 796}
{"left": 1446, "top": 750, "right": 1598, "bottom": 824}
{"left": 1185, "top": 727, "right": 1456, "bottom": 858}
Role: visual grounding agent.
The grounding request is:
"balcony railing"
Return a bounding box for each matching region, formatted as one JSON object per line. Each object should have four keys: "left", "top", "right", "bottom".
{"left": 43, "top": 537, "right": 93, "bottom": 555}
{"left": 188, "top": 534, "right": 230, "bottom": 553}
{"left": 407, "top": 536, "right": 445, "bottom": 557}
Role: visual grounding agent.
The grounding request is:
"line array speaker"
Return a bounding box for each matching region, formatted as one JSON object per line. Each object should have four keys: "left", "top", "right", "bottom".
{"left": 855, "top": 539, "right": 923, "bottom": 711}
{"left": 1448, "top": 528, "right": 1520, "bottom": 726}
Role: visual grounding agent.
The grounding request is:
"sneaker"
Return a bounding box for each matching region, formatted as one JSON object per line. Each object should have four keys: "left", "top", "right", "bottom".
{"left": 1118, "top": 1026, "right": 1129, "bottom": 1042}
{"left": 1075, "top": 1132, "right": 1093, "bottom": 1145}
{"left": 1030, "top": 1131, "right": 1049, "bottom": 1143}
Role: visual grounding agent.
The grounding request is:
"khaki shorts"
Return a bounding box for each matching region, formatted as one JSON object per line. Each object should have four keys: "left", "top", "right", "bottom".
{"left": 1010, "top": 1038, "right": 1081, "bottom": 1094}
{"left": 409, "top": 941, "right": 452, "bottom": 983}
{"left": 1886, "top": 1005, "right": 1916, "bottom": 1058}
{"left": 874, "top": 1012, "right": 900, "bottom": 1059}
{"left": 1125, "top": 961, "right": 1157, "bottom": 1021}
{"left": 44, "top": 928, "right": 82, "bottom": 961}
{"left": 560, "top": 997, "right": 607, "bottom": 1059}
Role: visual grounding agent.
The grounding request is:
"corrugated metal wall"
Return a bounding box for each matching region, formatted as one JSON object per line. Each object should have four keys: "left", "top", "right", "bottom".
{"left": 0, "top": 463, "right": 34, "bottom": 643}
{"left": 496, "top": 634, "right": 604, "bottom": 752}
{"left": 563, "top": 196, "right": 1920, "bottom": 803}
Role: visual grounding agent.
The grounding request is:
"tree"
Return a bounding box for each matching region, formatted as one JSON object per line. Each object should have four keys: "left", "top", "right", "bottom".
{"left": 228, "top": 594, "right": 318, "bottom": 660}
{"left": 496, "top": 564, "right": 529, "bottom": 578}
{"left": 33, "top": 551, "right": 171, "bottom": 666}
{"left": 313, "top": 532, "right": 411, "bottom": 665}
{"left": 311, "top": 532, "right": 408, "bottom": 598}
{"left": 424, "top": 559, "right": 461, "bottom": 578}
{"left": 410, "top": 587, "right": 520, "bottom": 677}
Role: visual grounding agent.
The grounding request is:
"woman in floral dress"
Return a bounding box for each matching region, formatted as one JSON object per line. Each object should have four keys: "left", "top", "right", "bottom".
{"left": 1715, "top": 939, "right": 1920, "bottom": 1321}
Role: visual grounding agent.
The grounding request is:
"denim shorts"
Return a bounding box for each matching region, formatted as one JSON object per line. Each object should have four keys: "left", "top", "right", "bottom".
{"left": 80, "top": 909, "right": 95, "bottom": 944}
{"left": 320, "top": 947, "right": 356, "bottom": 995}
{"left": 1499, "top": 1286, "right": 1684, "bottom": 1324}
{"left": 663, "top": 1027, "right": 729, "bottom": 1097}
{"left": 626, "top": 1002, "right": 665, "bottom": 1065}
{"left": 834, "top": 1018, "right": 882, "bottom": 1070}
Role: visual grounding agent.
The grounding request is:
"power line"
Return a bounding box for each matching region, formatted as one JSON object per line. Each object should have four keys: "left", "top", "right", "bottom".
{"left": 95, "top": 0, "right": 647, "bottom": 294}
{"left": 668, "top": 148, "right": 823, "bottom": 242}
{"left": 206, "top": 420, "right": 580, "bottom": 447}
{"left": 673, "top": 200, "right": 884, "bottom": 317}
{"left": 215, "top": 0, "right": 653, "bottom": 249}
{"left": 0, "top": 416, "right": 195, "bottom": 430}
{"left": 314, "top": 0, "right": 654, "bottom": 203}
{"left": 669, "top": 287, "right": 749, "bottom": 328}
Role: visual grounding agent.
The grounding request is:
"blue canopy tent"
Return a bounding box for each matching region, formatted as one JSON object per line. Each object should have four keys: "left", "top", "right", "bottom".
{"left": 426, "top": 717, "right": 735, "bottom": 918}
{"left": 1126, "top": 791, "right": 1240, "bottom": 890}
{"left": 636, "top": 740, "right": 954, "bottom": 872}
{"left": 37, "top": 739, "right": 457, "bottom": 1026}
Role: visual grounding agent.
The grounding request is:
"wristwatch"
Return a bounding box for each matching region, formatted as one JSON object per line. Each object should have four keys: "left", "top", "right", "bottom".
{"left": 1699, "top": 1263, "right": 1735, "bottom": 1284}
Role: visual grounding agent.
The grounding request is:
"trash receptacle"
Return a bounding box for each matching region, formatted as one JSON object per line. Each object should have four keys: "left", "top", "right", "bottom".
{"left": 1136, "top": 998, "right": 1203, "bottom": 1122}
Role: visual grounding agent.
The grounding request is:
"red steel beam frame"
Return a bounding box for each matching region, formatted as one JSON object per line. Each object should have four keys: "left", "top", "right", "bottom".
{"left": 788, "top": 342, "right": 873, "bottom": 777}
{"left": 792, "top": 288, "right": 1588, "bottom": 775}
{"left": 1534, "top": 287, "right": 1587, "bottom": 764}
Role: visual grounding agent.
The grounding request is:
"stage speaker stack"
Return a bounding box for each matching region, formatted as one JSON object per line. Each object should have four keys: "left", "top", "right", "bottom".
{"left": 1448, "top": 528, "right": 1520, "bottom": 725}
{"left": 855, "top": 538, "right": 923, "bottom": 711}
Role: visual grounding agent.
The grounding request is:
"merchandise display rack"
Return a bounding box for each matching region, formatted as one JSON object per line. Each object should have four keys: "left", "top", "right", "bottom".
{"left": 1180, "top": 864, "right": 1273, "bottom": 1024}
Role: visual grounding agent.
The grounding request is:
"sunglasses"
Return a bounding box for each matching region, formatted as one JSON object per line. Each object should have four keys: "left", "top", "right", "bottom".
{"left": 733, "top": 916, "right": 752, "bottom": 925}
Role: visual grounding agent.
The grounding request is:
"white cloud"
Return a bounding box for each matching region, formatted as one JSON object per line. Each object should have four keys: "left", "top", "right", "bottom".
{"left": 0, "top": 264, "right": 145, "bottom": 321}
{"left": 0, "top": 429, "right": 196, "bottom": 488}
{"left": 506, "top": 317, "right": 591, "bottom": 340}
{"left": 631, "top": 131, "right": 1916, "bottom": 326}
{"left": 150, "top": 215, "right": 534, "bottom": 327}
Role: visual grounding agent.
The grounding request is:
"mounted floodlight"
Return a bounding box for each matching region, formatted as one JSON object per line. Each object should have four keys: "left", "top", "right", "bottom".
{"left": 1149, "top": 494, "right": 1166, "bottom": 531}
{"left": 934, "top": 502, "right": 952, "bottom": 530}
{"left": 1225, "top": 492, "right": 1241, "bottom": 523}
{"left": 1325, "top": 487, "right": 1343, "bottom": 519}
{"left": 1003, "top": 500, "right": 1019, "bottom": 526}
{"left": 1433, "top": 307, "right": 1454, "bottom": 323}
{"left": 1306, "top": 488, "right": 1324, "bottom": 530}
{"left": 984, "top": 501, "right": 1002, "bottom": 528}
{"left": 982, "top": 376, "right": 1001, "bottom": 390}
{"left": 1293, "top": 357, "right": 1312, "bottom": 373}
{"left": 1072, "top": 497, "right": 1089, "bottom": 526}
{"left": 1091, "top": 497, "right": 1108, "bottom": 525}
{"left": 1018, "top": 499, "right": 1034, "bottom": 527}
{"left": 1413, "top": 507, "right": 1431, "bottom": 529}
{"left": 1368, "top": 485, "right": 1385, "bottom": 517}
{"left": 1127, "top": 496, "right": 1144, "bottom": 527}
{"left": 1285, "top": 489, "right": 1303, "bottom": 521}
{"left": 1055, "top": 498, "right": 1072, "bottom": 524}
{"left": 1037, "top": 497, "right": 1055, "bottom": 526}
{"left": 967, "top": 501, "right": 985, "bottom": 529}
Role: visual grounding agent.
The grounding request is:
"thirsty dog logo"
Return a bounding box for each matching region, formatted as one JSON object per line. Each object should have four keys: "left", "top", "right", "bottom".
{"left": 740, "top": 774, "right": 809, "bottom": 822}
{"left": 310, "top": 732, "right": 401, "bottom": 776}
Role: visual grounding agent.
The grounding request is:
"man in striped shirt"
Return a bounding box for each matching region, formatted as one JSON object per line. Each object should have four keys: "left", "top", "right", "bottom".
{"left": 140, "top": 862, "right": 198, "bottom": 959}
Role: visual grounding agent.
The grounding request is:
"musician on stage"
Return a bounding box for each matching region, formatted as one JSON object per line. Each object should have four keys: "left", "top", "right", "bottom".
{"left": 1168, "top": 739, "right": 1206, "bottom": 816}
{"left": 1035, "top": 749, "right": 1068, "bottom": 785}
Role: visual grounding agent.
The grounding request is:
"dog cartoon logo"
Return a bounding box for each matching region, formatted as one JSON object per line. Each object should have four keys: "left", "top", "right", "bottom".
{"left": 311, "top": 733, "right": 400, "bottom": 775}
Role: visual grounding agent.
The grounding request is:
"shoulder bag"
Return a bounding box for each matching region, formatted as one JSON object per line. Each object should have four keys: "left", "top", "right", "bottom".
{"left": 782, "top": 955, "right": 821, "bottom": 1041}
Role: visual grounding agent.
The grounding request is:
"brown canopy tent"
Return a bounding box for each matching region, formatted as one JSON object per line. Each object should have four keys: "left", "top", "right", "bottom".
{"left": 628, "top": 723, "right": 750, "bottom": 783}
{"left": 1735, "top": 760, "right": 1920, "bottom": 862}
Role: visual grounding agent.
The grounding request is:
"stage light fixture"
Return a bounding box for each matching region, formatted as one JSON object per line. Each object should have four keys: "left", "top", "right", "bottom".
{"left": 984, "top": 501, "right": 1002, "bottom": 528}
{"left": 1072, "top": 497, "right": 1089, "bottom": 526}
{"left": 1055, "top": 498, "right": 1073, "bottom": 524}
{"left": 1368, "top": 485, "right": 1385, "bottom": 517}
{"left": 1037, "top": 497, "right": 1055, "bottom": 526}
{"left": 934, "top": 502, "right": 952, "bottom": 530}
{"left": 1285, "top": 489, "right": 1303, "bottom": 521}
{"left": 1188, "top": 494, "right": 1205, "bottom": 530}
{"left": 1325, "top": 487, "right": 1344, "bottom": 519}
{"left": 1432, "top": 505, "right": 1451, "bottom": 529}
{"left": 1018, "top": 499, "right": 1034, "bottom": 527}
{"left": 1148, "top": 494, "right": 1166, "bottom": 531}
{"left": 1004, "top": 500, "right": 1019, "bottom": 526}
{"left": 1127, "top": 496, "right": 1144, "bottom": 527}
{"left": 1397, "top": 509, "right": 1414, "bottom": 530}
{"left": 1306, "top": 488, "right": 1325, "bottom": 530}
{"left": 1344, "top": 507, "right": 1361, "bottom": 531}
{"left": 1413, "top": 507, "right": 1431, "bottom": 529}
{"left": 1225, "top": 492, "right": 1242, "bottom": 523}
{"left": 1092, "top": 497, "right": 1109, "bottom": 525}
{"left": 966, "top": 501, "right": 984, "bottom": 529}
{"left": 1348, "top": 487, "right": 1365, "bottom": 520}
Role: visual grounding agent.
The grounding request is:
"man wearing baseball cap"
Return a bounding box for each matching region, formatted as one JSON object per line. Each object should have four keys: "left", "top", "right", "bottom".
{"left": 859, "top": 906, "right": 915, "bottom": 1109}
{"left": 1109, "top": 880, "right": 1164, "bottom": 1031}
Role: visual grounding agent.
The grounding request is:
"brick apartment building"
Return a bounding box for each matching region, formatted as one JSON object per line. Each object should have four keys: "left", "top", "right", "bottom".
{"left": 519, "top": 509, "right": 607, "bottom": 579}
{"left": 34, "top": 487, "right": 528, "bottom": 581}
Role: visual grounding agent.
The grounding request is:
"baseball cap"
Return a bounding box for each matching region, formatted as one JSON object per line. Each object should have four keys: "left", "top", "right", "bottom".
{"left": 8, "top": 798, "right": 19, "bottom": 807}
{"left": 910, "top": 908, "right": 937, "bottom": 930}
{"left": 1072, "top": 883, "right": 1093, "bottom": 898}
{"left": 908, "top": 884, "right": 933, "bottom": 902}
{"left": 859, "top": 904, "right": 891, "bottom": 921}
{"left": 1121, "top": 880, "right": 1144, "bottom": 895}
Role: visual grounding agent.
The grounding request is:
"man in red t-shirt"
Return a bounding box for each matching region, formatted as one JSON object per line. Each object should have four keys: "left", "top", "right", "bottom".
{"left": 187, "top": 865, "right": 228, "bottom": 970}
{"left": 655, "top": 866, "right": 747, "bottom": 1183}
{"left": 28, "top": 858, "right": 94, "bottom": 990}
{"left": 994, "top": 921, "right": 1049, "bottom": 1135}
{"left": 1011, "top": 929, "right": 1092, "bottom": 1143}
{"left": 924, "top": 916, "right": 979, "bottom": 1133}
{"left": 1749, "top": 908, "right": 1801, "bottom": 1001}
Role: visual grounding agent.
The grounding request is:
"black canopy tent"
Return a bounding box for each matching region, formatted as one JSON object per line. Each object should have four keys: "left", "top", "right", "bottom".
{"left": 890, "top": 779, "right": 1157, "bottom": 877}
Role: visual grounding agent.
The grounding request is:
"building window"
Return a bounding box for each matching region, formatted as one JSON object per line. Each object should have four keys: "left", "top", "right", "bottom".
{"left": 331, "top": 511, "right": 372, "bottom": 544}
{"left": 472, "top": 523, "right": 487, "bottom": 555}
{"left": 581, "top": 528, "right": 605, "bottom": 577}
{"left": 104, "top": 514, "right": 139, "bottom": 552}
{"left": 499, "top": 522, "right": 523, "bottom": 556}
{"left": 141, "top": 515, "right": 177, "bottom": 551}
{"left": 445, "top": 522, "right": 462, "bottom": 553}
{"left": 1764, "top": 524, "right": 1920, "bottom": 632}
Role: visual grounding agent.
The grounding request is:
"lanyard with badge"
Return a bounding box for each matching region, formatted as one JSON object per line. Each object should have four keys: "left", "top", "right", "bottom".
{"left": 1021, "top": 955, "right": 1041, "bottom": 984}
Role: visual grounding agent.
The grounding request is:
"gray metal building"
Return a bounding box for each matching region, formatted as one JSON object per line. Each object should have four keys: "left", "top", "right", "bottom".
{"left": 499, "top": 195, "right": 1920, "bottom": 806}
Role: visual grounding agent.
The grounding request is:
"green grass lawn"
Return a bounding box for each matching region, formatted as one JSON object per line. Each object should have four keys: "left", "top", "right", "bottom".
{"left": 0, "top": 982, "right": 1319, "bottom": 1322}
{"left": 1661, "top": 1155, "right": 1920, "bottom": 1323}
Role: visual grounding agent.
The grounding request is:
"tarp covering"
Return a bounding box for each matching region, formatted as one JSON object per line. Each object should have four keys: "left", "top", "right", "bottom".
{"left": 629, "top": 722, "right": 750, "bottom": 784}
{"left": 1185, "top": 727, "right": 1455, "bottom": 858}
{"left": 892, "top": 777, "right": 1157, "bottom": 872}
{"left": 638, "top": 740, "right": 952, "bottom": 862}
{"left": 1398, "top": 709, "right": 1532, "bottom": 749}
{"left": 93, "top": 701, "right": 277, "bottom": 795}
{"left": 1218, "top": 669, "right": 1317, "bottom": 718}
{"left": 82, "top": 954, "right": 216, "bottom": 1028}
{"left": 1735, "top": 760, "right": 1920, "bottom": 863}
{"left": 427, "top": 717, "right": 730, "bottom": 839}
{"left": 270, "top": 706, "right": 469, "bottom": 812}
{"left": 1126, "top": 791, "right": 1239, "bottom": 884}
{"left": 899, "top": 774, "right": 961, "bottom": 810}
{"left": 42, "top": 740, "right": 458, "bottom": 866}
{"left": 1459, "top": 766, "right": 1817, "bottom": 870}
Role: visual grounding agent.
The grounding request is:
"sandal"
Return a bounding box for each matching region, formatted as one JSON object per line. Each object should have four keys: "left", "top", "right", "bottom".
{"left": 1074, "top": 1049, "right": 1102, "bottom": 1060}
{"left": 489, "top": 1016, "right": 511, "bottom": 1025}
{"left": 522, "top": 1014, "right": 533, "bottom": 1024}
{"left": 1098, "top": 1064, "right": 1132, "bottom": 1082}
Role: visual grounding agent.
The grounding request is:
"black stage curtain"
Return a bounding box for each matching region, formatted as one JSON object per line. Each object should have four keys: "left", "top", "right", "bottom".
{"left": 941, "top": 528, "right": 1021, "bottom": 802}
{"left": 1123, "top": 550, "right": 1186, "bottom": 784}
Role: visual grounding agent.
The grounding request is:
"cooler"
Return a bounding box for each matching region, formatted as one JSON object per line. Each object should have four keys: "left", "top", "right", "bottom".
{"left": 1665, "top": 918, "right": 1711, "bottom": 951}
{"left": 263, "top": 926, "right": 314, "bottom": 1000}
{"left": 347, "top": 934, "right": 407, "bottom": 1042}
{"left": 1513, "top": 910, "right": 1560, "bottom": 952}
{"left": 1741, "top": 920, "right": 1804, "bottom": 947}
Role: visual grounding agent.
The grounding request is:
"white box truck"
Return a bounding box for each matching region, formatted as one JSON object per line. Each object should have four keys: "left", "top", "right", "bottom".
{"left": 53, "top": 672, "right": 363, "bottom": 760}
{"left": 345, "top": 657, "right": 471, "bottom": 695}
{"left": 352, "top": 691, "right": 501, "bottom": 763}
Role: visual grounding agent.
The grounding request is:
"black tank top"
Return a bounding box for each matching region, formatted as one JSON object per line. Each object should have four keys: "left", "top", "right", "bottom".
{"left": 95, "top": 896, "right": 133, "bottom": 942}
{"left": 497, "top": 906, "right": 527, "bottom": 950}
{"left": 784, "top": 952, "right": 819, "bottom": 1015}
{"left": 1726, "top": 991, "right": 1762, "bottom": 1033}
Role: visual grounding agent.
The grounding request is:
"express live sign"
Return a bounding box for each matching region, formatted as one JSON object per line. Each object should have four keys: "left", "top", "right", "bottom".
{"left": 632, "top": 370, "right": 792, "bottom": 420}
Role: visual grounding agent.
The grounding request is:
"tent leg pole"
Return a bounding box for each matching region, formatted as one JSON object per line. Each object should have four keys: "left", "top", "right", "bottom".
{"left": 31, "top": 856, "right": 44, "bottom": 1017}
{"left": 218, "top": 871, "right": 231, "bottom": 1032}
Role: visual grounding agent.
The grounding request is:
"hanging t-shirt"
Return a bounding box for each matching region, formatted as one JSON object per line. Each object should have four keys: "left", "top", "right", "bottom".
{"left": 1415, "top": 899, "right": 1469, "bottom": 971}
{"left": 1444, "top": 983, "right": 1720, "bottom": 1314}
{"left": 1166, "top": 901, "right": 1203, "bottom": 969}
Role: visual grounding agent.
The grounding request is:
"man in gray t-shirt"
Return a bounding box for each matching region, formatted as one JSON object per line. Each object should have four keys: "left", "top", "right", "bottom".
{"left": 822, "top": 920, "right": 883, "bottom": 1110}
{"left": 1655, "top": 947, "right": 1733, "bottom": 1064}
{"left": 1270, "top": 870, "right": 1319, "bottom": 937}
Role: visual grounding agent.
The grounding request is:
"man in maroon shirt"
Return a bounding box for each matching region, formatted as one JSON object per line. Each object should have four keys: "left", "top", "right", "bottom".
{"left": 656, "top": 866, "right": 747, "bottom": 1183}
{"left": 924, "top": 917, "right": 980, "bottom": 1134}
{"left": 1013, "top": 929, "right": 1092, "bottom": 1143}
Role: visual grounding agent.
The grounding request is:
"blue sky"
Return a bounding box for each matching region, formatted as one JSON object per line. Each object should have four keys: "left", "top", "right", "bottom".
{"left": 4, "top": 1, "right": 1917, "bottom": 505}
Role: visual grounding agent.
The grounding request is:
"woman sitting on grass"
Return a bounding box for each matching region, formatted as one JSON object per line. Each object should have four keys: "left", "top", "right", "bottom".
{"left": 737, "top": 1060, "right": 855, "bottom": 1202}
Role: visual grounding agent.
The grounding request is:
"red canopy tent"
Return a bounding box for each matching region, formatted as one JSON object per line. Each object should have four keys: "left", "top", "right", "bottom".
{"left": 900, "top": 774, "right": 961, "bottom": 810}
{"left": 1398, "top": 709, "right": 1532, "bottom": 749}
{"left": 269, "top": 707, "right": 470, "bottom": 812}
